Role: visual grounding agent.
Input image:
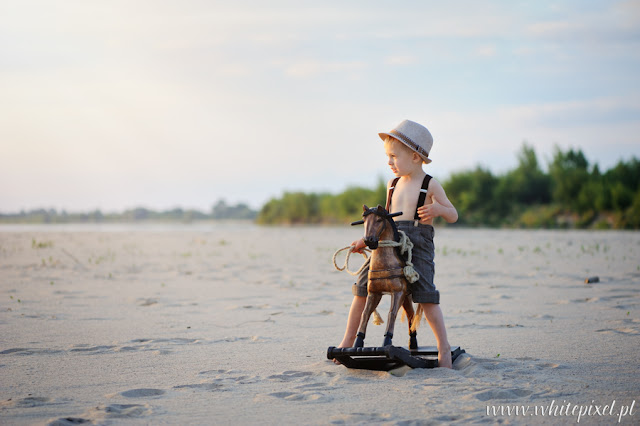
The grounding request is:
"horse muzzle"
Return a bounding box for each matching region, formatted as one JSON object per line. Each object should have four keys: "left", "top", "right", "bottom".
{"left": 364, "top": 237, "right": 379, "bottom": 250}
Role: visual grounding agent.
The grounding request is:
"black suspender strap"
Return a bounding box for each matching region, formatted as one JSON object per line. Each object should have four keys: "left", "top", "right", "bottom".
{"left": 385, "top": 177, "right": 400, "bottom": 211}
{"left": 386, "top": 175, "right": 432, "bottom": 221}
{"left": 414, "top": 174, "right": 432, "bottom": 221}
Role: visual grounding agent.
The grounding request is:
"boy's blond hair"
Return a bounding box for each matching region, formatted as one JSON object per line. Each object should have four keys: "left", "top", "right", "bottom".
{"left": 383, "top": 136, "right": 424, "bottom": 163}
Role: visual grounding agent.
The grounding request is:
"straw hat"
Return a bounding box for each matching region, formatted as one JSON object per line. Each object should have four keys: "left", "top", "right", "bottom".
{"left": 378, "top": 119, "right": 433, "bottom": 164}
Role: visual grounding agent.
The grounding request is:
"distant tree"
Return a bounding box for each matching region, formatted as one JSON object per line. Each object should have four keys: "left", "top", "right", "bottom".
{"left": 87, "top": 210, "right": 104, "bottom": 222}
{"left": 602, "top": 158, "right": 640, "bottom": 212}
{"left": 605, "top": 158, "right": 640, "bottom": 191}
{"left": 548, "top": 147, "right": 590, "bottom": 212}
{"left": 212, "top": 199, "right": 257, "bottom": 220}
{"left": 624, "top": 188, "right": 640, "bottom": 228}
{"left": 511, "top": 143, "right": 551, "bottom": 204}
{"left": 445, "top": 166, "right": 498, "bottom": 225}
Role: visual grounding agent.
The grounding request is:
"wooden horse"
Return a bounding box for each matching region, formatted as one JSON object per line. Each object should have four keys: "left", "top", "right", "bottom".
{"left": 351, "top": 204, "right": 419, "bottom": 348}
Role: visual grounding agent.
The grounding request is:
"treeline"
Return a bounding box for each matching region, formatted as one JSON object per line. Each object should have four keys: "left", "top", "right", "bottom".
{"left": 257, "top": 144, "right": 640, "bottom": 229}
{"left": 0, "top": 199, "right": 257, "bottom": 224}
{"left": 257, "top": 183, "right": 387, "bottom": 225}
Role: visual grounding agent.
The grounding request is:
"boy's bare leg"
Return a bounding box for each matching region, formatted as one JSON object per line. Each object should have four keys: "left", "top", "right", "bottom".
{"left": 334, "top": 296, "right": 366, "bottom": 364}
{"left": 420, "top": 303, "right": 452, "bottom": 368}
{"left": 337, "top": 295, "right": 365, "bottom": 347}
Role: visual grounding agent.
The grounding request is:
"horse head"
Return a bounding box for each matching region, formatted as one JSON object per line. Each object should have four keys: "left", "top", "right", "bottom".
{"left": 351, "top": 205, "right": 402, "bottom": 250}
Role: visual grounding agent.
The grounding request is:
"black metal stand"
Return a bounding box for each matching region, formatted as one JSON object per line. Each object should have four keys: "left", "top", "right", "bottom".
{"left": 327, "top": 346, "right": 465, "bottom": 371}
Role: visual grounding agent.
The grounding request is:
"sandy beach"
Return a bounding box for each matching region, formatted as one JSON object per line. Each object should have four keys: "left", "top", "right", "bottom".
{"left": 1, "top": 224, "right": 638, "bottom": 425}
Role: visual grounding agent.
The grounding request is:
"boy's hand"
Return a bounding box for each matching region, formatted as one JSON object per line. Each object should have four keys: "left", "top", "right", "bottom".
{"left": 418, "top": 180, "right": 459, "bottom": 224}
{"left": 417, "top": 198, "right": 443, "bottom": 222}
{"left": 350, "top": 238, "right": 367, "bottom": 253}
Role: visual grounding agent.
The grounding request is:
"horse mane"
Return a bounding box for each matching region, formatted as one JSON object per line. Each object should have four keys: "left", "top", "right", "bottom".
{"left": 378, "top": 208, "right": 402, "bottom": 261}
{"left": 386, "top": 211, "right": 400, "bottom": 242}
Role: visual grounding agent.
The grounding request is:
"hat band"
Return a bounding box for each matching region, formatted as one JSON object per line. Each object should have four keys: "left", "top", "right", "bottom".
{"left": 390, "top": 129, "right": 429, "bottom": 158}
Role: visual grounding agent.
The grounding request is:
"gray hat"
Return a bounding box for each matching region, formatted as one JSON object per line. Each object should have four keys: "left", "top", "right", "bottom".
{"left": 379, "top": 119, "right": 433, "bottom": 164}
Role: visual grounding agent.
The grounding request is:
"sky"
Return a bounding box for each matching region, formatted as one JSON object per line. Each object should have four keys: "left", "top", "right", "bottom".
{"left": 1, "top": 0, "right": 639, "bottom": 213}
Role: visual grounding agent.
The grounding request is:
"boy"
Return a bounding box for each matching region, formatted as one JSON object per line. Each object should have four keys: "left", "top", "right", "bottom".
{"left": 336, "top": 119, "right": 458, "bottom": 368}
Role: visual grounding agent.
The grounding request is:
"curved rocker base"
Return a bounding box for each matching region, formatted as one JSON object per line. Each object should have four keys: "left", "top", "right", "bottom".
{"left": 328, "top": 345, "right": 465, "bottom": 371}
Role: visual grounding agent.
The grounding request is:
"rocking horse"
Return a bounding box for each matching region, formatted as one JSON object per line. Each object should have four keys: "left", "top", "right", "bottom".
{"left": 350, "top": 204, "right": 420, "bottom": 349}
{"left": 328, "top": 204, "right": 465, "bottom": 370}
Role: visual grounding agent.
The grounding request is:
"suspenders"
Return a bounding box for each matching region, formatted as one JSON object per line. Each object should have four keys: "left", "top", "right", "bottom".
{"left": 385, "top": 177, "right": 400, "bottom": 212}
{"left": 385, "top": 174, "right": 432, "bottom": 224}
{"left": 415, "top": 174, "right": 432, "bottom": 220}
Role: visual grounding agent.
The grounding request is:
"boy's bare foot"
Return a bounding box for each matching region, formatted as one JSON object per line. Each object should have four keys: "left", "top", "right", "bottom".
{"left": 438, "top": 344, "right": 452, "bottom": 368}
{"left": 333, "top": 347, "right": 343, "bottom": 364}
{"left": 333, "top": 339, "right": 354, "bottom": 364}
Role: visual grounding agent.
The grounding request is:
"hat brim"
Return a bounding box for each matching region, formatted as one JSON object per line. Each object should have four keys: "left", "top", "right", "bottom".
{"left": 378, "top": 132, "right": 432, "bottom": 164}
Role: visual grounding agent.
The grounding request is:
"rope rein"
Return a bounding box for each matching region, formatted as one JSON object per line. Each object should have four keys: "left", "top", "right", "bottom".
{"left": 332, "top": 230, "right": 420, "bottom": 283}
{"left": 332, "top": 246, "right": 371, "bottom": 276}
{"left": 378, "top": 230, "right": 420, "bottom": 283}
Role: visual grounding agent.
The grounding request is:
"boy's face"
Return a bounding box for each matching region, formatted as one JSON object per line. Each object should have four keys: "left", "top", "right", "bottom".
{"left": 384, "top": 138, "right": 419, "bottom": 176}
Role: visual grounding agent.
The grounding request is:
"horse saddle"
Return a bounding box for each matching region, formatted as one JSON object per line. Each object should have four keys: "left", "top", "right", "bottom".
{"left": 368, "top": 268, "right": 405, "bottom": 281}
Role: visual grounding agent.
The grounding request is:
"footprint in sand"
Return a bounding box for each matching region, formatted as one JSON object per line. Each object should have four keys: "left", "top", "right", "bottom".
{"left": 294, "top": 382, "right": 334, "bottom": 391}
{"left": 528, "top": 314, "right": 554, "bottom": 321}
{"left": 174, "top": 383, "right": 225, "bottom": 391}
{"left": 330, "top": 412, "right": 393, "bottom": 423}
{"left": 254, "top": 370, "right": 338, "bottom": 403}
{"left": 571, "top": 297, "right": 600, "bottom": 303}
{"left": 0, "top": 396, "right": 53, "bottom": 408}
{"left": 137, "top": 298, "right": 158, "bottom": 306}
{"left": 200, "top": 369, "right": 261, "bottom": 384}
{"left": 198, "top": 368, "right": 231, "bottom": 375}
{"left": 258, "top": 391, "right": 325, "bottom": 402}
{"left": 430, "top": 414, "right": 475, "bottom": 423}
{"left": 595, "top": 318, "right": 640, "bottom": 335}
{"left": 595, "top": 327, "right": 640, "bottom": 336}
{"left": 535, "top": 362, "right": 562, "bottom": 369}
{"left": 120, "top": 388, "right": 165, "bottom": 398}
{"left": 267, "top": 370, "right": 314, "bottom": 381}
{"left": 94, "top": 403, "right": 152, "bottom": 418}
{"left": 468, "top": 388, "right": 534, "bottom": 401}
{"left": 48, "top": 417, "right": 92, "bottom": 425}
{"left": 0, "top": 347, "right": 64, "bottom": 356}
{"left": 48, "top": 403, "right": 153, "bottom": 425}
{"left": 69, "top": 345, "right": 116, "bottom": 354}
{"left": 123, "top": 337, "right": 202, "bottom": 354}
{"left": 175, "top": 369, "right": 261, "bottom": 393}
{"left": 490, "top": 294, "right": 513, "bottom": 300}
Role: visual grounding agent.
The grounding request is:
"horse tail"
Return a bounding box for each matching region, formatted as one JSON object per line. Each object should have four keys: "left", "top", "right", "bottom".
{"left": 372, "top": 309, "right": 384, "bottom": 325}
{"left": 410, "top": 304, "right": 423, "bottom": 332}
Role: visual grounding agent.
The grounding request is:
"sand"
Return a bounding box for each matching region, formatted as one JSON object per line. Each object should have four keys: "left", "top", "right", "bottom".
{"left": 1, "top": 224, "right": 638, "bottom": 425}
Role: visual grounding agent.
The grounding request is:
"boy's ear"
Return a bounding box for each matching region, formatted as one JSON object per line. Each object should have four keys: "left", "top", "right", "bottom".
{"left": 413, "top": 152, "right": 422, "bottom": 163}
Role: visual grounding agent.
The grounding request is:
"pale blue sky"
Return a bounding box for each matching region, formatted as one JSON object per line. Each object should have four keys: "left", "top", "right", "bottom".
{"left": 1, "top": 0, "right": 639, "bottom": 212}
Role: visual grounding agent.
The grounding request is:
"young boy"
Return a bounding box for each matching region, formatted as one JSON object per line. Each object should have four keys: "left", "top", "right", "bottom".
{"left": 336, "top": 119, "right": 458, "bottom": 368}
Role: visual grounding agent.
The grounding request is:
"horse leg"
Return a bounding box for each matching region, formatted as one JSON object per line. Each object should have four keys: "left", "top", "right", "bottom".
{"left": 402, "top": 294, "right": 418, "bottom": 349}
{"left": 382, "top": 291, "right": 404, "bottom": 347}
{"left": 354, "top": 293, "right": 382, "bottom": 348}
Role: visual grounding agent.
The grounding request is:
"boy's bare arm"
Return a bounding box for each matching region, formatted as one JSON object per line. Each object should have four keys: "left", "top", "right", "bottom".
{"left": 417, "top": 179, "right": 458, "bottom": 223}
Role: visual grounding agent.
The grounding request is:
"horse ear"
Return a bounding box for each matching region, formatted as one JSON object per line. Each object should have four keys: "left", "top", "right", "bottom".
{"left": 376, "top": 204, "right": 384, "bottom": 212}
{"left": 363, "top": 204, "right": 369, "bottom": 212}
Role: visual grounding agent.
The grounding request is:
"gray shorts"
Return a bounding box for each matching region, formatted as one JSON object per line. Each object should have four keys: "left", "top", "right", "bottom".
{"left": 352, "top": 221, "right": 439, "bottom": 304}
